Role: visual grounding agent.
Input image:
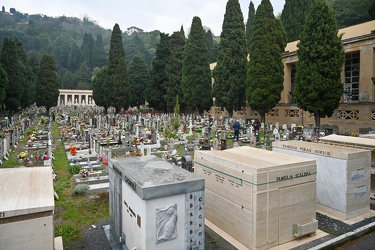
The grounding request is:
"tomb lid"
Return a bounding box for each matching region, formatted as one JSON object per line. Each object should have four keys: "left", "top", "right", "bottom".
{"left": 194, "top": 147, "right": 316, "bottom": 173}
{"left": 110, "top": 156, "right": 204, "bottom": 200}
{"left": 320, "top": 134, "right": 375, "bottom": 148}
{"left": 272, "top": 140, "right": 370, "bottom": 159}
{"left": 0, "top": 167, "right": 54, "bottom": 218}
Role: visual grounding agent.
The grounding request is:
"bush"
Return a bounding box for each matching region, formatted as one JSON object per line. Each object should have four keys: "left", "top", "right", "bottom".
{"left": 69, "top": 165, "right": 81, "bottom": 174}
{"left": 73, "top": 184, "right": 89, "bottom": 195}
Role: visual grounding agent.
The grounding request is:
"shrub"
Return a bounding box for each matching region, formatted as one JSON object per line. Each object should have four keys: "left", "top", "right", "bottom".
{"left": 69, "top": 165, "right": 81, "bottom": 175}
{"left": 73, "top": 184, "right": 89, "bottom": 195}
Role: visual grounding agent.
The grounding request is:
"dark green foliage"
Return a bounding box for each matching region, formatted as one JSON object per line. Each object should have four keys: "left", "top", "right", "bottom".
{"left": 148, "top": 33, "right": 170, "bottom": 111}
{"left": 111, "top": 57, "right": 130, "bottom": 112}
{"left": 92, "top": 66, "right": 107, "bottom": 108}
{"left": 182, "top": 16, "right": 212, "bottom": 114}
{"left": 129, "top": 55, "right": 149, "bottom": 107}
{"left": 73, "top": 184, "right": 89, "bottom": 195}
{"left": 246, "top": 0, "right": 284, "bottom": 123}
{"left": 124, "top": 33, "right": 152, "bottom": 67}
{"left": 281, "top": 0, "right": 313, "bottom": 42}
{"left": 0, "top": 63, "right": 8, "bottom": 106}
{"left": 370, "top": 0, "right": 375, "bottom": 19}
{"left": 108, "top": 24, "right": 125, "bottom": 76}
{"left": 81, "top": 32, "right": 94, "bottom": 68}
{"left": 0, "top": 37, "right": 25, "bottom": 113}
{"left": 69, "top": 165, "right": 81, "bottom": 174}
{"left": 212, "top": 0, "right": 247, "bottom": 116}
{"left": 180, "top": 25, "right": 186, "bottom": 39}
{"left": 333, "top": 0, "right": 373, "bottom": 28}
{"left": 205, "top": 30, "right": 219, "bottom": 63}
{"left": 76, "top": 62, "right": 92, "bottom": 87}
{"left": 295, "top": 0, "right": 344, "bottom": 127}
{"left": 92, "top": 34, "right": 107, "bottom": 68}
{"left": 165, "top": 32, "right": 185, "bottom": 112}
{"left": 35, "top": 54, "right": 60, "bottom": 112}
{"left": 246, "top": 1, "right": 256, "bottom": 53}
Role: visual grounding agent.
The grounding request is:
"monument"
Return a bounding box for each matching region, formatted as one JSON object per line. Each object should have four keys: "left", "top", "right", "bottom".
{"left": 194, "top": 147, "right": 318, "bottom": 249}
{"left": 0, "top": 167, "right": 59, "bottom": 249}
{"left": 273, "top": 141, "right": 371, "bottom": 220}
{"left": 108, "top": 155, "right": 205, "bottom": 250}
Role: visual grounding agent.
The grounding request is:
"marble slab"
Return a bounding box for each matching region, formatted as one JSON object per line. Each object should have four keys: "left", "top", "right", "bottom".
{"left": 273, "top": 141, "right": 371, "bottom": 219}
{"left": 194, "top": 147, "right": 317, "bottom": 249}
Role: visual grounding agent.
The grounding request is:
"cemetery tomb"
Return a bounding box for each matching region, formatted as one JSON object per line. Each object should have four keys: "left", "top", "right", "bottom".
{"left": 273, "top": 141, "right": 371, "bottom": 220}
{"left": 108, "top": 155, "right": 205, "bottom": 250}
{"left": 319, "top": 135, "right": 375, "bottom": 197}
{"left": 0, "top": 167, "right": 58, "bottom": 250}
{"left": 194, "top": 147, "right": 317, "bottom": 250}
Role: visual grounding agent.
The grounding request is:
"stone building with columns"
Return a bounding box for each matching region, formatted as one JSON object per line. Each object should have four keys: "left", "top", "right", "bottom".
{"left": 58, "top": 89, "right": 95, "bottom": 106}
{"left": 207, "top": 20, "right": 375, "bottom": 134}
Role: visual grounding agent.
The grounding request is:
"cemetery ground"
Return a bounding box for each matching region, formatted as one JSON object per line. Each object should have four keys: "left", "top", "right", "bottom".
{"left": 2, "top": 115, "right": 374, "bottom": 249}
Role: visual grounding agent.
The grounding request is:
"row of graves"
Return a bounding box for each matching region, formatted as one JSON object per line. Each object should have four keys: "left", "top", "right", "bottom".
{"left": 0, "top": 108, "right": 63, "bottom": 250}
{"left": 99, "top": 114, "right": 375, "bottom": 249}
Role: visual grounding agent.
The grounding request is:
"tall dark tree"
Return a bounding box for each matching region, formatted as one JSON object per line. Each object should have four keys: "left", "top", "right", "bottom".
{"left": 0, "top": 64, "right": 8, "bottom": 108}
{"left": 180, "top": 25, "right": 186, "bottom": 39}
{"left": 104, "top": 23, "right": 127, "bottom": 112}
{"left": 147, "top": 33, "right": 170, "bottom": 111}
{"left": 294, "top": 0, "right": 344, "bottom": 128}
{"left": 165, "top": 32, "right": 185, "bottom": 112}
{"left": 112, "top": 57, "right": 130, "bottom": 111}
{"left": 35, "top": 54, "right": 59, "bottom": 112}
{"left": 76, "top": 61, "right": 92, "bottom": 88}
{"left": 92, "top": 66, "right": 107, "bottom": 108}
{"left": 129, "top": 55, "right": 149, "bottom": 107}
{"left": 182, "top": 16, "right": 212, "bottom": 113}
{"left": 81, "top": 32, "right": 94, "bottom": 68}
{"left": 212, "top": 0, "right": 247, "bottom": 116}
{"left": 92, "top": 34, "right": 107, "bottom": 68}
{"left": 0, "top": 37, "right": 24, "bottom": 113}
{"left": 370, "top": 0, "right": 375, "bottom": 19}
{"left": 246, "top": 1, "right": 256, "bottom": 53}
{"left": 205, "top": 30, "right": 218, "bottom": 63}
{"left": 246, "top": 0, "right": 284, "bottom": 123}
{"left": 281, "top": 0, "right": 313, "bottom": 42}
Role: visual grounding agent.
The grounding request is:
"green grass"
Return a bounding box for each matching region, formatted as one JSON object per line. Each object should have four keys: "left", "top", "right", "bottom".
{"left": 51, "top": 122, "right": 110, "bottom": 245}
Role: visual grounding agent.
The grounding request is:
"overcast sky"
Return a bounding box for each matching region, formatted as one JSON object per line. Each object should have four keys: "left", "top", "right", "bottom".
{"left": 2, "top": 0, "right": 285, "bottom": 35}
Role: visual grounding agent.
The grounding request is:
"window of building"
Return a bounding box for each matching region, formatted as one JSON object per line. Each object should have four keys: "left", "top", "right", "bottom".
{"left": 344, "top": 52, "right": 360, "bottom": 103}
{"left": 290, "top": 63, "right": 297, "bottom": 104}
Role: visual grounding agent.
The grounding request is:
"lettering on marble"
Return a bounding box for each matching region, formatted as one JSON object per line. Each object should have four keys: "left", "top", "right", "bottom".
{"left": 354, "top": 185, "right": 367, "bottom": 199}
{"left": 351, "top": 169, "right": 365, "bottom": 181}
{"left": 156, "top": 204, "right": 178, "bottom": 243}
{"left": 0, "top": 212, "right": 5, "bottom": 218}
{"left": 123, "top": 174, "right": 136, "bottom": 191}
{"left": 186, "top": 191, "right": 204, "bottom": 250}
{"left": 276, "top": 172, "right": 311, "bottom": 181}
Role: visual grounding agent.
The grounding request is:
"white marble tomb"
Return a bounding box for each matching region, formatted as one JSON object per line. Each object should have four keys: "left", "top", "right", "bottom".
{"left": 194, "top": 147, "right": 318, "bottom": 250}
{"left": 0, "top": 167, "right": 56, "bottom": 250}
{"left": 273, "top": 140, "right": 371, "bottom": 220}
{"left": 108, "top": 155, "right": 205, "bottom": 250}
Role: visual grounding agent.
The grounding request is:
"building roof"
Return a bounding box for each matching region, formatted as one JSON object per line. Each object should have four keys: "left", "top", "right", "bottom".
{"left": 285, "top": 20, "right": 375, "bottom": 53}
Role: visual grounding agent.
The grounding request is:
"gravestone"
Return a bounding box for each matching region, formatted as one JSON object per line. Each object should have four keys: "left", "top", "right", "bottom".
{"left": 194, "top": 147, "right": 317, "bottom": 249}
{"left": 250, "top": 135, "right": 257, "bottom": 147}
{"left": 273, "top": 140, "right": 371, "bottom": 219}
{"left": 108, "top": 156, "right": 205, "bottom": 250}
{"left": 212, "top": 138, "right": 219, "bottom": 150}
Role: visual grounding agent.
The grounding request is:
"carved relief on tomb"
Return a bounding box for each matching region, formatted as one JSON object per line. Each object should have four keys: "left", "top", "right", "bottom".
{"left": 156, "top": 204, "right": 178, "bottom": 243}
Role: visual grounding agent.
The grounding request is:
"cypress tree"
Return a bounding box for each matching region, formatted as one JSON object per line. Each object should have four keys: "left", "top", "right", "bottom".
{"left": 92, "top": 66, "right": 108, "bottom": 108}
{"left": 112, "top": 57, "right": 130, "bottom": 112}
{"left": 165, "top": 31, "right": 185, "bottom": 112}
{"left": 182, "top": 16, "right": 212, "bottom": 114}
{"left": 180, "top": 25, "right": 186, "bottom": 39}
{"left": 246, "top": 0, "right": 284, "bottom": 123}
{"left": 147, "top": 33, "right": 170, "bottom": 111}
{"left": 108, "top": 24, "right": 125, "bottom": 76}
{"left": 0, "top": 64, "right": 8, "bottom": 107}
{"left": 35, "top": 54, "right": 59, "bottom": 112}
{"left": 246, "top": 1, "right": 256, "bottom": 53}
{"left": 129, "top": 55, "right": 150, "bottom": 107}
{"left": 281, "top": 0, "right": 313, "bottom": 42}
{"left": 0, "top": 37, "right": 24, "bottom": 113}
{"left": 294, "top": 0, "right": 344, "bottom": 128}
{"left": 212, "top": 0, "right": 247, "bottom": 116}
{"left": 205, "top": 30, "right": 218, "bottom": 63}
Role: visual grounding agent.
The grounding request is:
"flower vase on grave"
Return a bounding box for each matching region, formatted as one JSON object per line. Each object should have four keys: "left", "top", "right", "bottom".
{"left": 18, "top": 159, "right": 24, "bottom": 164}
